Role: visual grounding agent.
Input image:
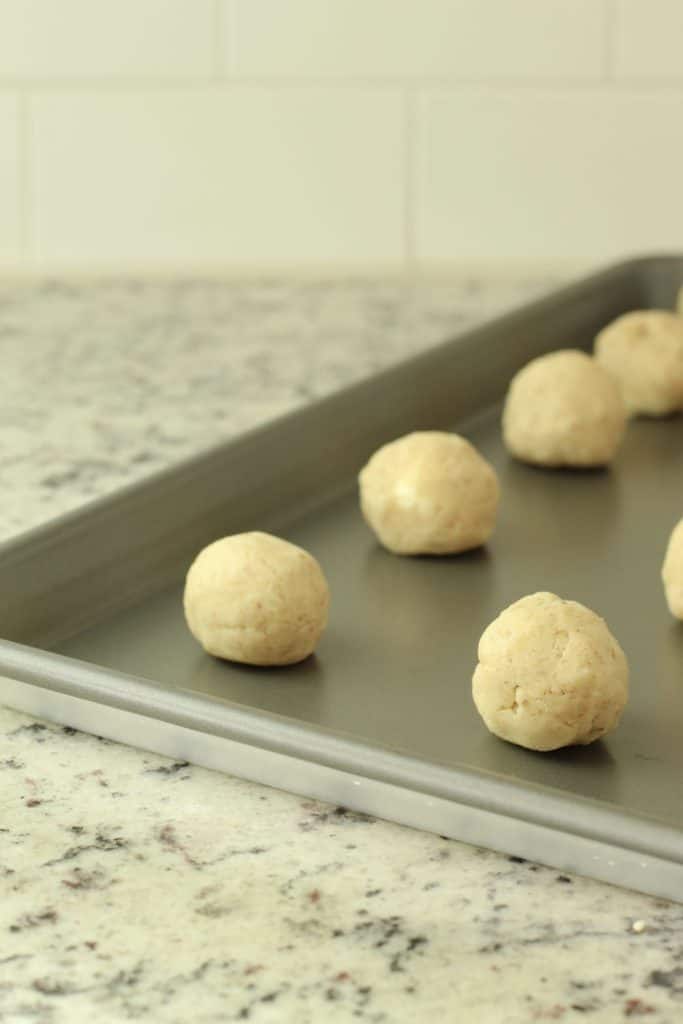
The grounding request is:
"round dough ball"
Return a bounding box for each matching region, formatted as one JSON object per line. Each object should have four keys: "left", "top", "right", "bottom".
{"left": 183, "top": 531, "right": 329, "bottom": 665}
{"left": 502, "top": 349, "right": 626, "bottom": 467}
{"left": 472, "top": 592, "right": 628, "bottom": 751}
{"left": 358, "top": 431, "right": 499, "bottom": 556}
{"left": 594, "top": 310, "right": 683, "bottom": 417}
{"left": 662, "top": 518, "right": 683, "bottom": 619}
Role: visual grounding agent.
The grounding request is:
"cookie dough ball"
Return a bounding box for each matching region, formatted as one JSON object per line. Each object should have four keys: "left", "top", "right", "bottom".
{"left": 662, "top": 518, "right": 683, "bottom": 619}
{"left": 358, "top": 431, "right": 499, "bottom": 556}
{"left": 184, "top": 532, "right": 329, "bottom": 665}
{"left": 594, "top": 310, "right": 683, "bottom": 416}
{"left": 502, "top": 350, "right": 626, "bottom": 467}
{"left": 472, "top": 592, "right": 629, "bottom": 751}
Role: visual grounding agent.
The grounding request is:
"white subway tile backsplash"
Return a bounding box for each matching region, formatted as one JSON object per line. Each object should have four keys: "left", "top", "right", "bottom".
{"left": 0, "top": 0, "right": 214, "bottom": 79}
{"left": 0, "top": 0, "right": 681, "bottom": 270}
{"left": 29, "top": 88, "right": 404, "bottom": 267}
{"left": 0, "top": 95, "right": 22, "bottom": 263}
{"left": 614, "top": 0, "right": 683, "bottom": 80}
{"left": 226, "top": 0, "right": 605, "bottom": 80}
{"left": 415, "top": 89, "right": 683, "bottom": 262}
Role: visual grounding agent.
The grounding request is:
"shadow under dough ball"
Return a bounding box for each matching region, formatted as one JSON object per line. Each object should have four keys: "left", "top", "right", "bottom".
{"left": 183, "top": 531, "right": 330, "bottom": 666}
{"left": 502, "top": 349, "right": 627, "bottom": 468}
{"left": 358, "top": 430, "right": 500, "bottom": 556}
{"left": 472, "top": 592, "right": 629, "bottom": 752}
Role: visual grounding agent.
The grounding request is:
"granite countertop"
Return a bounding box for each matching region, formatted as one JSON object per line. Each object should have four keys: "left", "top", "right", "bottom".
{"left": 1, "top": 275, "right": 682, "bottom": 1024}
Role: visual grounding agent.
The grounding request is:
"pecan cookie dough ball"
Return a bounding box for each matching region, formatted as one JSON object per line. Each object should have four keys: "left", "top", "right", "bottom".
{"left": 502, "top": 350, "right": 626, "bottom": 468}
{"left": 662, "top": 518, "right": 683, "bottom": 619}
{"left": 472, "top": 592, "right": 629, "bottom": 751}
{"left": 184, "top": 532, "right": 329, "bottom": 665}
{"left": 594, "top": 310, "right": 683, "bottom": 417}
{"left": 358, "top": 431, "right": 500, "bottom": 556}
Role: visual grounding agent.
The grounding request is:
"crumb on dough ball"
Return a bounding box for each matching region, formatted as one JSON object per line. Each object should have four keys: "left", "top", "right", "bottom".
{"left": 502, "top": 349, "right": 626, "bottom": 468}
{"left": 472, "top": 592, "right": 629, "bottom": 751}
{"left": 358, "top": 431, "right": 500, "bottom": 556}
{"left": 594, "top": 310, "right": 683, "bottom": 417}
{"left": 662, "top": 518, "right": 683, "bottom": 619}
{"left": 183, "top": 531, "right": 330, "bottom": 666}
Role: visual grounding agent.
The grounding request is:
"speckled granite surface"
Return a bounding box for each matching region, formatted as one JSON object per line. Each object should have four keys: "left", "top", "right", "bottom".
{"left": 1, "top": 274, "right": 682, "bottom": 1023}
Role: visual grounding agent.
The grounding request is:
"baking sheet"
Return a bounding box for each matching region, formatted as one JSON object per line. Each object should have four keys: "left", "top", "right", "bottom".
{"left": 54, "top": 405, "right": 683, "bottom": 829}
{"left": 2, "top": 255, "right": 682, "bottom": 899}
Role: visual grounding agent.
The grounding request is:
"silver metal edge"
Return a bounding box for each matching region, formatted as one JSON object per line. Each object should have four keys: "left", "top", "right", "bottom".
{"left": 0, "top": 638, "right": 680, "bottom": 869}
{"left": 3, "top": 673, "right": 680, "bottom": 903}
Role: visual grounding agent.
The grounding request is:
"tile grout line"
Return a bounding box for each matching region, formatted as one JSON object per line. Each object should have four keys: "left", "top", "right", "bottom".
{"left": 221, "top": 0, "right": 235, "bottom": 78}
{"left": 0, "top": 76, "right": 682, "bottom": 93}
{"left": 602, "top": 0, "right": 618, "bottom": 81}
{"left": 212, "top": 0, "right": 223, "bottom": 77}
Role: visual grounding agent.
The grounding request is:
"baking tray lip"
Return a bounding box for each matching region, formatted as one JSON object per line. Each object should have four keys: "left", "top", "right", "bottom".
{"left": 1, "top": 251, "right": 678, "bottom": 564}
{"left": 1, "top": 636, "right": 680, "bottom": 866}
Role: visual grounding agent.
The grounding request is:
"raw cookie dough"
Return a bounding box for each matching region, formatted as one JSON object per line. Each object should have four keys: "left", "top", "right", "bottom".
{"left": 184, "top": 531, "right": 330, "bottom": 665}
{"left": 502, "top": 349, "right": 626, "bottom": 467}
{"left": 662, "top": 517, "right": 683, "bottom": 619}
{"left": 472, "top": 592, "right": 629, "bottom": 751}
{"left": 594, "top": 310, "right": 683, "bottom": 417}
{"left": 358, "top": 431, "right": 500, "bottom": 556}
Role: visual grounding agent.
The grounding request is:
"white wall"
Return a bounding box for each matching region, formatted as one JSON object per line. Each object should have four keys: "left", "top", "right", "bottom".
{"left": 0, "top": 0, "right": 682, "bottom": 271}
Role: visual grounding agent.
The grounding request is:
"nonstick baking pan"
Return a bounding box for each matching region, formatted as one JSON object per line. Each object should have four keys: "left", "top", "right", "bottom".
{"left": 2, "top": 255, "right": 683, "bottom": 901}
